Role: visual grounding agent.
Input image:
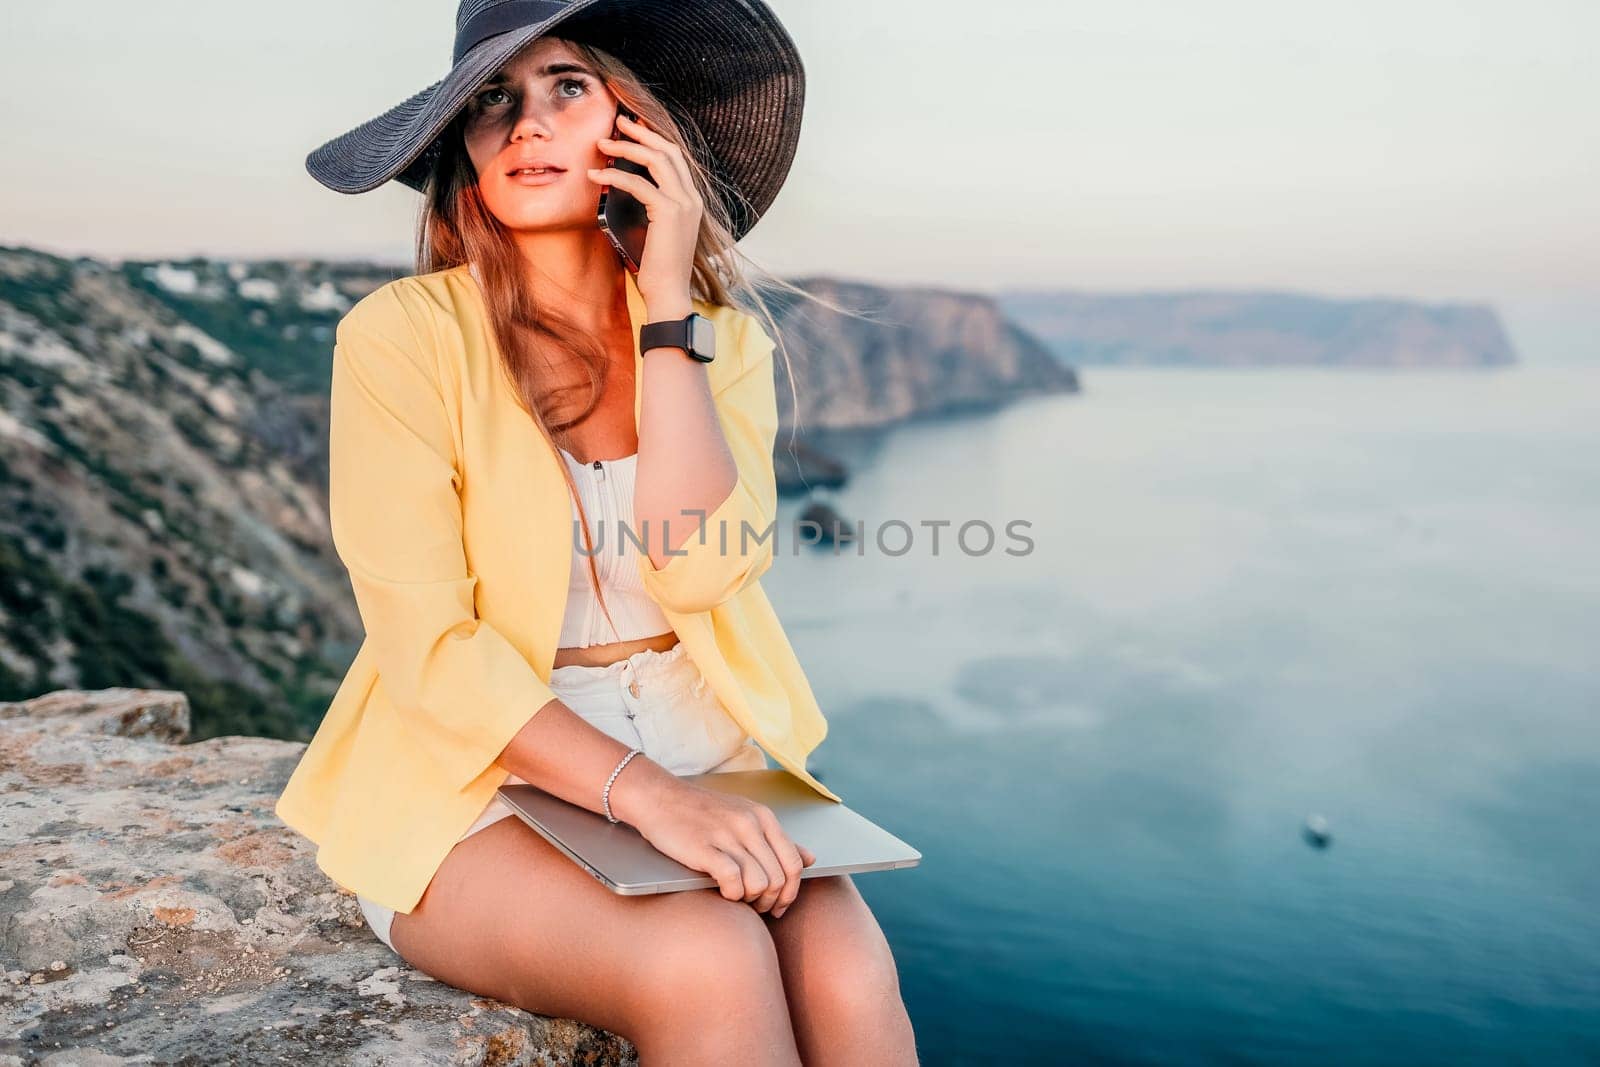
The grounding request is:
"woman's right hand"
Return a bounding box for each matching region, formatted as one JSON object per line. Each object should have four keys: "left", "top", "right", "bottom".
{"left": 624, "top": 774, "right": 817, "bottom": 917}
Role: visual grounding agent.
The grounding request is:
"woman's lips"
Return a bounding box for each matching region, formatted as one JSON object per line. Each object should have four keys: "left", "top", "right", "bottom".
{"left": 507, "top": 168, "right": 566, "bottom": 186}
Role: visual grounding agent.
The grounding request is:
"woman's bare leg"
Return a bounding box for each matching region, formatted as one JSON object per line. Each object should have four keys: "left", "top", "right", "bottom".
{"left": 389, "top": 816, "right": 803, "bottom": 1065}
{"left": 763, "top": 875, "right": 919, "bottom": 1066}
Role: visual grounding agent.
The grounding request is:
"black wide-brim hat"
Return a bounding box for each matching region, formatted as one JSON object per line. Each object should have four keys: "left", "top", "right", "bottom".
{"left": 305, "top": 0, "right": 806, "bottom": 241}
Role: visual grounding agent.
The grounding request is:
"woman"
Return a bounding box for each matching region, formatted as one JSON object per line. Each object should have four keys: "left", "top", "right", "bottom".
{"left": 273, "top": 1, "right": 918, "bottom": 1062}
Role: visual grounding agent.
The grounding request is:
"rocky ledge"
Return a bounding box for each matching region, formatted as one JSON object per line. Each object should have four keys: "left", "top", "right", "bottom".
{"left": 0, "top": 688, "right": 636, "bottom": 1066}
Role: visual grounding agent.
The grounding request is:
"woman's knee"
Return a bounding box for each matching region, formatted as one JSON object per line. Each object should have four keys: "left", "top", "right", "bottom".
{"left": 799, "top": 933, "right": 906, "bottom": 1024}
{"left": 628, "top": 893, "right": 786, "bottom": 1016}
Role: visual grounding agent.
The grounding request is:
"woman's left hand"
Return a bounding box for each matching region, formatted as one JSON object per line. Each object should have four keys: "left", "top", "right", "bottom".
{"left": 586, "top": 111, "right": 702, "bottom": 309}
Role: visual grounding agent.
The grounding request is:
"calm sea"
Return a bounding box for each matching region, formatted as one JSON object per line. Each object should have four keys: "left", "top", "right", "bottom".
{"left": 766, "top": 365, "right": 1600, "bottom": 1066}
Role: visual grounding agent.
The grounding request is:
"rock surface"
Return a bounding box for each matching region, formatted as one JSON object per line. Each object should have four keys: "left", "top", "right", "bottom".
{"left": 0, "top": 687, "right": 638, "bottom": 1066}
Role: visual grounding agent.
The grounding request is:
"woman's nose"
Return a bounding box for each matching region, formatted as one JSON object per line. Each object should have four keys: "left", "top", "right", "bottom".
{"left": 510, "top": 103, "right": 553, "bottom": 141}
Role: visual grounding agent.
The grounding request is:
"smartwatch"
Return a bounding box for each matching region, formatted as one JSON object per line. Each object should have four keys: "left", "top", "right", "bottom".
{"left": 639, "top": 312, "right": 716, "bottom": 364}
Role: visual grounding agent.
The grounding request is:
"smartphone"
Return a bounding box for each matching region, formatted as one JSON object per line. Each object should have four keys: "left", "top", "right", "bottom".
{"left": 597, "top": 102, "right": 657, "bottom": 273}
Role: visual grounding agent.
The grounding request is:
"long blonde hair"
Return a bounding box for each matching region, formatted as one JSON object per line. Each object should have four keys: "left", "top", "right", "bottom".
{"left": 412, "top": 37, "right": 846, "bottom": 634}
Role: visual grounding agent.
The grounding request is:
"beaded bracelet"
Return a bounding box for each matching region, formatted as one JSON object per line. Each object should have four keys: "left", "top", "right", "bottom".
{"left": 603, "top": 748, "right": 644, "bottom": 824}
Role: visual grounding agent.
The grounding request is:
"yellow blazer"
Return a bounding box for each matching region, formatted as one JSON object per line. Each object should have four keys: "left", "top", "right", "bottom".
{"left": 274, "top": 263, "right": 842, "bottom": 914}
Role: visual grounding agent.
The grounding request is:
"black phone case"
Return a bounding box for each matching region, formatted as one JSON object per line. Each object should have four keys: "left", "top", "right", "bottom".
{"left": 597, "top": 103, "right": 656, "bottom": 272}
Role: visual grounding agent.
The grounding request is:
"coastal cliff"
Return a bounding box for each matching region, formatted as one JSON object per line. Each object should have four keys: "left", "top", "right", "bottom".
{"left": 998, "top": 287, "right": 1517, "bottom": 368}
{"left": 766, "top": 275, "right": 1080, "bottom": 430}
{"left": 0, "top": 247, "right": 357, "bottom": 747}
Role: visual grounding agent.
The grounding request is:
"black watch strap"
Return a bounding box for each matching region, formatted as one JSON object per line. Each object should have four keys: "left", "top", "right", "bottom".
{"left": 639, "top": 312, "right": 716, "bottom": 363}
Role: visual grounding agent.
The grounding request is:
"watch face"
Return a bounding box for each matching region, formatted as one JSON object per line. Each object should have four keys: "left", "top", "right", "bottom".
{"left": 689, "top": 314, "right": 717, "bottom": 361}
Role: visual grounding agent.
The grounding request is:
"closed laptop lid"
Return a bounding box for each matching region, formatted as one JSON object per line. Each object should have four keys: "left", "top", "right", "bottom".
{"left": 497, "top": 768, "right": 921, "bottom": 895}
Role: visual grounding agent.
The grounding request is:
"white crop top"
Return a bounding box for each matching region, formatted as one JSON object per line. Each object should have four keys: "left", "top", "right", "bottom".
{"left": 558, "top": 447, "right": 674, "bottom": 648}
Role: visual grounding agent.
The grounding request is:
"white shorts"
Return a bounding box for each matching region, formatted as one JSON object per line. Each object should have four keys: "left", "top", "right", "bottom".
{"left": 355, "top": 642, "right": 767, "bottom": 954}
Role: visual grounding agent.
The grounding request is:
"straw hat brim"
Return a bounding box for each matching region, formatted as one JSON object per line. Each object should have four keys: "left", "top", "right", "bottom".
{"left": 304, "top": 0, "right": 806, "bottom": 241}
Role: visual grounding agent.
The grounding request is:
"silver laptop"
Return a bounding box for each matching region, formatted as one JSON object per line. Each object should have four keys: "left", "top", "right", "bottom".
{"left": 496, "top": 767, "right": 921, "bottom": 894}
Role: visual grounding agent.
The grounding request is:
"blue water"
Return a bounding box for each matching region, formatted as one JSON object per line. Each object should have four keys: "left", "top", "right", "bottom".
{"left": 766, "top": 366, "right": 1600, "bottom": 1065}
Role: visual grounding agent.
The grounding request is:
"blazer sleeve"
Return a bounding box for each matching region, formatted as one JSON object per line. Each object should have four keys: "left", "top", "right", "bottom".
{"left": 635, "top": 312, "right": 780, "bottom": 615}
{"left": 328, "top": 284, "right": 561, "bottom": 793}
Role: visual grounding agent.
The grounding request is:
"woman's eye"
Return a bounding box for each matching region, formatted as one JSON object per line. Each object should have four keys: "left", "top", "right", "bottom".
{"left": 473, "top": 76, "right": 587, "bottom": 112}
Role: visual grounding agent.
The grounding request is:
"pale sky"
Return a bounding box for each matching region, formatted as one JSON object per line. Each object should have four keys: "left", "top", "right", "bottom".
{"left": 3, "top": 0, "right": 1595, "bottom": 360}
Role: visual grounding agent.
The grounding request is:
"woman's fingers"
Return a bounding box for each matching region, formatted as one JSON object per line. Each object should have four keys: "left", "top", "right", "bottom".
{"left": 613, "top": 111, "right": 697, "bottom": 193}
{"left": 594, "top": 134, "right": 664, "bottom": 175}
{"left": 706, "top": 846, "right": 747, "bottom": 902}
{"left": 725, "top": 844, "right": 769, "bottom": 905}
{"left": 770, "top": 842, "right": 815, "bottom": 919}
{"left": 714, "top": 809, "right": 803, "bottom": 914}
{"left": 587, "top": 111, "right": 703, "bottom": 297}
{"left": 732, "top": 817, "right": 786, "bottom": 911}
{"left": 592, "top": 136, "right": 680, "bottom": 198}
{"left": 769, "top": 841, "right": 804, "bottom": 915}
{"left": 592, "top": 129, "right": 701, "bottom": 212}
{"left": 585, "top": 163, "right": 665, "bottom": 206}
{"left": 754, "top": 808, "right": 806, "bottom": 913}
{"left": 659, "top": 788, "right": 819, "bottom": 914}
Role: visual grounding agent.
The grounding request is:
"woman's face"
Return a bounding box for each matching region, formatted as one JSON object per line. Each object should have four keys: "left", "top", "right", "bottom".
{"left": 461, "top": 37, "right": 618, "bottom": 234}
